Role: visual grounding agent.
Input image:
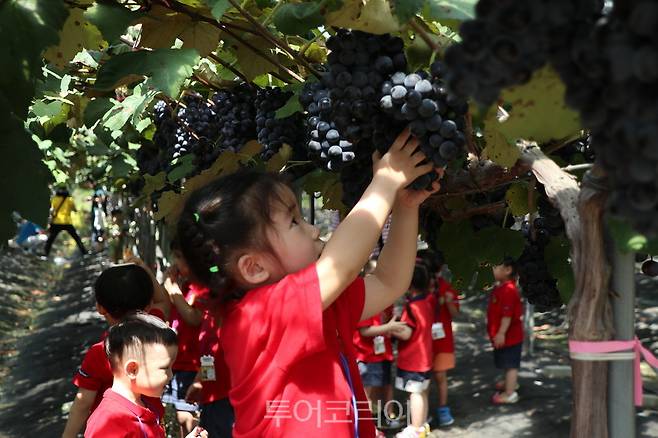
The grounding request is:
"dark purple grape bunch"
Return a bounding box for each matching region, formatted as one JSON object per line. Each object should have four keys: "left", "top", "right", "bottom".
{"left": 380, "top": 61, "right": 468, "bottom": 189}
{"left": 211, "top": 83, "right": 257, "bottom": 153}
{"left": 255, "top": 87, "right": 306, "bottom": 161}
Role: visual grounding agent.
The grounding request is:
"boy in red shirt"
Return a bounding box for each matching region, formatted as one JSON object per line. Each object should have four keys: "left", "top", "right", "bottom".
{"left": 84, "top": 313, "right": 207, "bottom": 438}
{"left": 422, "top": 251, "right": 460, "bottom": 427}
{"left": 488, "top": 258, "right": 523, "bottom": 404}
{"left": 62, "top": 260, "right": 171, "bottom": 438}
{"left": 392, "top": 263, "right": 434, "bottom": 438}
{"left": 353, "top": 305, "right": 407, "bottom": 436}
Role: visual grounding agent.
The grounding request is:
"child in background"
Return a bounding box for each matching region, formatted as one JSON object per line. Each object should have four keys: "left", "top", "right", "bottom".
{"left": 424, "top": 252, "right": 460, "bottom": 427}
{"left": 61, "top": 261, "right": 171, "bottom": 438}
{"left": 488, "top": 257, "right": 523, "bottom": 404}
{"left": 392, "top": 263, "right": 435, "bottom": 438}
{"left": 176, "top": 129, "right": 440, "bottom": 437}
{"left": 162, "top": 243, "right": 211, "bottom": 437}
{"left": 353, "top": 304, "right": 408, "bottom": 436}
{"left": 185, "top": 298, "right": 234, "bottom": 437}
{"left": 84, "top": 313, "right": 208, "bottom": 438}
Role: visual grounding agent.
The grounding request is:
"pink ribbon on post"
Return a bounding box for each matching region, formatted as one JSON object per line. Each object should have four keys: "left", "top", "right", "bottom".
{"left": 569, "top": 337, "right": 658, "bottom": 406}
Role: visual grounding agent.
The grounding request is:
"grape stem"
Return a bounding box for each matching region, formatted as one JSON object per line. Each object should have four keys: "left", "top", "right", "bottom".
{"left": 207, "top": 52, "right": 253, "bottom": 86}
{"left": 226, "top": 0, "right": 322, "bottom": 78}
{"left": 562, "top": 163, "right": 594, "bottom": 173}
{"left": 409, "top": 18, "right": 442, "bottom": 54}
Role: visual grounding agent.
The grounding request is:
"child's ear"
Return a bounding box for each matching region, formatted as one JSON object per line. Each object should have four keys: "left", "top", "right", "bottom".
{"left": 124, "top": 359, "right": 139, "bottom": 379}
{"left": 237, "top": 253, "right": 270, "bottom": 285}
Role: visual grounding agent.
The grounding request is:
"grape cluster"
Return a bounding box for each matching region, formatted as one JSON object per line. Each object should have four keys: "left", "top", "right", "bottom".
{"left": 517, "top": 187, "right": 564, "bottom": 311}
{"left": 552, "top": 2, "right": 658, "bottom": 236}
{"left": 444, "top": 0, "right": 602, "bottom": 105}
{"left": 255, "top": 87, "right": 306, "bottom": 160}
{"left": 211, "top": 84, "right": 257, "bottom": 153}
{"left": 379, "top": 62, "right": 468, "bottom": 189}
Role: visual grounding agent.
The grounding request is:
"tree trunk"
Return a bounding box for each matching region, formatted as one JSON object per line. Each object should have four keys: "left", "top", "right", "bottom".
{"left": 567, "top": 167, "right": 614, "bottom": 438}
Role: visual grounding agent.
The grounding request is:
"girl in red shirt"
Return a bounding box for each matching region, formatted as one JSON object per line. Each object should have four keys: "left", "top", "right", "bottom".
{"left": 488, "top": 258, "right": 523, "bottom": 404}
{"left": 392, "top": 263, "right": 434, "bottom": 438}
{"left": 176, "top": 130, "right": 441, "bottom": 438}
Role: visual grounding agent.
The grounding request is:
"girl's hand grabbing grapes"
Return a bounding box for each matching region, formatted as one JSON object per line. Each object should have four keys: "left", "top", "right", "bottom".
{"left": 372, "top": 129, "right": 434, "bottom": 193}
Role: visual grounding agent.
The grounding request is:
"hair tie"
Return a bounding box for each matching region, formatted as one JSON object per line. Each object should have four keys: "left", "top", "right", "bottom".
{"left": 193, "top": 213, "right": 200, "bottom": 222}
{"left": 209, "top": 265, "right": 219, "bottom": 273}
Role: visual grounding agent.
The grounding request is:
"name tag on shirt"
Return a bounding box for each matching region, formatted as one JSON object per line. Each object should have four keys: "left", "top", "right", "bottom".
{"left": 432, "top": 322, "right": 446, "bottom": 340}
{"left": 373, "top": 336, "right": 386, "bottom": 355}
{"left": 200, "top": 355, "right": 216, "bottom": 381}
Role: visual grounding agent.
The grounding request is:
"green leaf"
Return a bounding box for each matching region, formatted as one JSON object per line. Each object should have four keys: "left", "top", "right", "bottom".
{"left": 84, "top": 98, "right": 114, "bottom": 127}
{"left": 273, "top": 2, "right": 325, "bottom": 36}
{"left": 505, "top": 182, "right": 536, "bottom": 216}
{"left": 167, "top": 154, "right": 196, "bottom": 183}
{"left": 545, "top": 236, "right": 575, "bottom": 304}
{"left": 84, "top": 2, "right": 143, "bottom": 42}
{"left": 95, "top": 48, "right": 200, "bottom": 98}
{"left": 110, "top": 153, "right": 136, "bottom": 178}
{"left": 0, "top": 110, "right": 51, "bottom": 241}
{"left": 392, "top": 0, "right": 424, "bottom": 23}
{"left": 482, "top": 108, "right": 521, "bottom": 168}
{"left": 325, "top": 0, "right": 401, "bottom": 34}
{"left": 143, "top": 171, "right": 167, "bottom": 195}
{"left": 424, "top": 0, "right": 476, "bottom": 29}
{"left": 102, "top": 87, "right": 157, "bottom": 131}
{"left": 275, "top": 94, "right": 302, "bottom": 119}
{"left": 0, "top": 0, "right": 68, "bottom": 118}
{"left": 205, "top": 0, "right": 231, "bottom": 20}
{"left": 137, "top": 6, "right": 221, "bottom": 56}
{"left": 223, "top": 34, "right": 278, "bottom": 81}
{"left": 497, "top": 66, "right": 582, "bottom": 145}
{"left": 43, "top": 8, "right": 108, "bottom": 68}
{"left": 607, "top": 216, "right": 658, "bottom": 254}
{"left": 266, "top": 144, "right": 292, "bottom": 173}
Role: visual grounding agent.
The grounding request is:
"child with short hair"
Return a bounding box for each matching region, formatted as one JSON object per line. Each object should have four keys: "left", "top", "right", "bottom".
{"left": 84, "top": 313, "right": 207, "bottom": 437}
{"left": 177, "top": 129, "right": 439, "bottom": 437}
{"left": 488, "top": 257, "right": 523, "bottom": 404}
{"left": 392, "top": 263, "right": 435, "bottom": 438}
{"left": 424, "top": 252, "right": 460, "bottom": 427}
{"left": 62, "top": 261, "right": 171, "bottom": 438}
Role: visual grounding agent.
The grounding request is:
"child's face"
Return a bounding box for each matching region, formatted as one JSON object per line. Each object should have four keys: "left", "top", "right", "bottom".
{"left": 173, "top": 251, "right": 191, "bottom": 278}
{"left": 131, "top": 343, "right": 177, "bottom": 398}
{"left": 492, "top": 264, "right": 512, "bottom": 282}
{"left": 264, "top": 188, "right": 324, "bottom": 281}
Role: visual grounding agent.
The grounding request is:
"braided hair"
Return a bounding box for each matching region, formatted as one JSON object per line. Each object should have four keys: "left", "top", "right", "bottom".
{"left": 177, "top": 169, "right": 292, "bottom": 302}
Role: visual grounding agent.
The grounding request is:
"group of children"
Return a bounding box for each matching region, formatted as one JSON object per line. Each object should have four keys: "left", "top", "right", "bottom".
{"left": 60, "top": 129, "right": 524, "bottom": 438}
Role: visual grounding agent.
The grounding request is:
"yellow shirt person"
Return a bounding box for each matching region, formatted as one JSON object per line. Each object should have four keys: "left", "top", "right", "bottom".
{"left": 50, "top": 196, "right": 76, "bottom": 225}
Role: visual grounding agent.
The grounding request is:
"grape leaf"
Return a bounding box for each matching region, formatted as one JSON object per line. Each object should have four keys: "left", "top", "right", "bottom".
{"left": 111, "top": 153, "right": 137, "bottom": 178}
{"left": 392, "top": 0, "right": 424, "bottom": 23}
{"left": 497, "top": 66, "right": 582, "bottom": 145}
{"left": 266, "top": 144, "right": 292, "bottom": 173}
{"left": 423, "top": 0, "right": 476, "bottom": 29}
{"left": 273, "top": 2, "right": 325, "bottom": 36}
{"left": 225, "top": 33, "right": 279, "bottom": 81}
{"left": 505, "top": 182, "right": 536, "bottom": 216}
{"left": 482, "top": 108, "right": 521, "bottom": 168}
{"left": 84, "top": 2, "right": 143, "bottom": 42}
{"left": 0, "top": 0, "right": 68, "bottom": 118}
{"left": 167, "top": 154, "right": 196, "bottom": 183}
{"left": 325, "top": 0, "right": 401, "bottom": 35}
{"left": 95, "top": 48, "right": 200, "bottom": 98}
{"left": 275, "top": 94, "right": 302, "bottom": 119}
{"left": 143, "top": 172, "right": 167, "bottom": 196}
{"left": 84, "top": 98, "right": 114, "bottom": 127}
{"left": 43, "top": 8, "right": 108, "bottom": 68}
{"left": 204, "top": 0, "right": 231, "bottom": 20}
{"left": 544, "top": 235, "right": 575, "bottom": 304}
{"left": 607, "top": 216, "right": 658, "bottom": 254}
{"left": 102, "top": 87, "right": 157, "bottom": 131}
{"left": 138, "top": 6, "right": 221, "bottom": 57}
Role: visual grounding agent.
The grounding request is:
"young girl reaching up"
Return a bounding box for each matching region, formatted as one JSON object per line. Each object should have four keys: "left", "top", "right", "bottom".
{"left": 177, "top": 129, "right": 440, "bottom": 438}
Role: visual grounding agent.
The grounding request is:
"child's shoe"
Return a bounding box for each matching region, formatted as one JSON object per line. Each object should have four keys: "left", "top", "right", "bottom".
{"left": 395, "top": 425, "right": 425, "bottom": 438}
{"left": 437, "top": 406, "right": 455, "bottom": 426}
{"left": 492, "top": 391, "right": 520, "bottom": 404}
{"left": 494, "top": 380, "right": 520, "bottom": 391}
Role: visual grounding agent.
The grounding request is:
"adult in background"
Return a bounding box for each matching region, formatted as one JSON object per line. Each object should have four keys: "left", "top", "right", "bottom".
{"left": 44, "top": 186, "right": 87, "bottom": 257}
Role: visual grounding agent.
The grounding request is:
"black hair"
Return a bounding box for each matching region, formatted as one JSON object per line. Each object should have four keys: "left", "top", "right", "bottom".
{"left": 94, "top": 264, "right": 154, "bottom": 319}
{"left": 105, "top": 313, "right": 177, "bottom": 370}
{"left": 405, "top": 262, "right": 431, "bottom": 326}
{"left": 500, "top": 256, "right": 519, "bottom": 278}
{"left": 55, "top": 187, "right": 70, "bottom": 197}
{"left": 177, "top": 169, "right": 293, "bottom": 302}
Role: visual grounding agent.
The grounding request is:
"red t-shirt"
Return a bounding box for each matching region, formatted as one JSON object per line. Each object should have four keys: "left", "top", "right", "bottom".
{"left": 397, "top": 295, "right": 434, "bottom": 373}
{"left": 353, "top": 307, "right": 394, "bottom": 363}
{"left": 198, "top": 306, "right": 231, "bottom": 404}
{"left": 170, "top": 283, "right": 209, "bottom": 371}
{"left": 72, "top": 309, "right": 167, "bottom": 412}
{"left": 432, "top": 278, "right": 460, "bottom": 354}
{"left": 84, "top": 389, "right": 165, "bottom": 437}
{"left": 487, "top": 280, "right": 523, "bottom": 348}
{"left": 221, "top": 263, "right": 376, "bottom": 438}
